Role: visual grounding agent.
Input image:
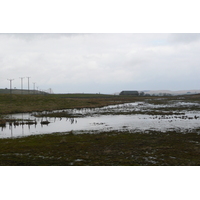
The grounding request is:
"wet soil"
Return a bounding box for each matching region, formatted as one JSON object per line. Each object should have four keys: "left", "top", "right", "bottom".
{"left": 1, "top": 130, "right": 200, "bottom": 166}
{"left": 1, "top": 94, "right": 200, "bottom": 165}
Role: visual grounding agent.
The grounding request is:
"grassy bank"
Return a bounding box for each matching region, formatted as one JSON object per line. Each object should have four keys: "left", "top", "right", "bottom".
{"left": 0, "top": 93, "right": 144, "bottom": 115}
{"left": 1, "top": 93, "right": 200, "bottom": 166}
{"left": 1, "top": 93, "right": 200, "bottom": 115}
{"left": 0, "top": 130, "right": 200, "bottom": 166}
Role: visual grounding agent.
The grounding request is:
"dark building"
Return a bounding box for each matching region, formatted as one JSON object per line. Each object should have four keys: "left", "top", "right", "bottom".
{"left": 119, "top": 91, "right": 139, "bottom": 96}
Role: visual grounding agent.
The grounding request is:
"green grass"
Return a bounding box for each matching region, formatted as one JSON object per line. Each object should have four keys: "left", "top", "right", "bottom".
{"left": 1, "top": 93, "right": 200, "bottom": 166}
{"left": 1, "top": 93, "right": 199, "bottom": 116}
{"left": 0, "top": 130, "right": 200, "bottom": 166}
{"left": 0, "top": 93, "right": 154, "bottom": 115}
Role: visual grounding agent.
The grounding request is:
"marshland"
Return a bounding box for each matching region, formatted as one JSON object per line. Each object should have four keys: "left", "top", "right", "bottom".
{"left": 1, "top": 93, "right": 200, "bottom": 166}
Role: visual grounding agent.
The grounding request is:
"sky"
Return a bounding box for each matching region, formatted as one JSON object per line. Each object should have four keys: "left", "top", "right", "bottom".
{"left": 0, "top": 33, "right": 200, "bottom": 94}
{"left": 1, "top": 1, "right": 200, "bottom": 199}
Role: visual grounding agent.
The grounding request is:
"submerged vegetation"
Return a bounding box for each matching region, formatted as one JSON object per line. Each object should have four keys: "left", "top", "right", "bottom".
{"left": 0, "top": 93, "right": 137, "bottom": 124}
{"left": 0, "top": 93, "right": 140, "bottom": 115}
{"left": 1, "top": 93, "right": 200, "bottom": 115}
{"left": 1, "top": 93, "right": 200, "bottom": 165}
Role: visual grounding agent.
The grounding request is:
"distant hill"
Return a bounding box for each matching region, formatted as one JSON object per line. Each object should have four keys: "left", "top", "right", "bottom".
{"left": 114, "top": 90, "right": 200, "bottom": 96}
{"left": 0, "top": 88, "right": 48, "bottom": 95}
{"left": 143, "top": 90, "right": 200, "bottom": 95}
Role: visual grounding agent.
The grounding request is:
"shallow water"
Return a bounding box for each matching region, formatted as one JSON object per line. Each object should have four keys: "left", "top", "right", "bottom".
{"left": 1, "top": 101, "right": 200, "bottom": 138}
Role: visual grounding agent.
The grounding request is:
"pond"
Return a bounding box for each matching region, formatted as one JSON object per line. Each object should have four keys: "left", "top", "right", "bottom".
{"left": 1, "top": 101, "right": 200, "bottom": 138}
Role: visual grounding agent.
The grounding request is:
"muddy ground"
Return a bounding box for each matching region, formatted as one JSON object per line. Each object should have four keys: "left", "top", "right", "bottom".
{"left": 0, "top": 130, "right": 200, "bottom": 166}
{"left": 1, "top": 94, "right": 200, "bottom": 165}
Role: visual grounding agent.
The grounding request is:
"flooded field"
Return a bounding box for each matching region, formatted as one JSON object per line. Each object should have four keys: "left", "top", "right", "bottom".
{"left": 1, "top": 98, "right": 200, "bottom": 138}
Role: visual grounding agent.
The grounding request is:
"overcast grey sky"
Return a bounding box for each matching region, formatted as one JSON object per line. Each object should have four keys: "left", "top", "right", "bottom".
{"left": 0, "top": 33, "right": 200, "bottom": 94}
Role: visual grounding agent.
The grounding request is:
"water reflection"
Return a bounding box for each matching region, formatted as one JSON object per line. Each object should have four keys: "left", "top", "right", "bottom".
{"left": 9, "top": 124, "right": 13, "bottom": 138}
{"left": 0, "top": 114, "right": 80, "bottom": 138}
{"left": 22, "top": 123, "right": 24, "bottom": 136}
{"left": 1, "top": 101, "right": 200, "bottom": 138}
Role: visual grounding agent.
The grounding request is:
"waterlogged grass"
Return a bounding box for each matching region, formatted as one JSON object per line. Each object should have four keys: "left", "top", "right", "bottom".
{"left": 40, "top": 95, "right": 200, "bottom": 118}
{"left": 1, "top": 93, "right": 200, "bottom": 115}
{"left": 0, "top": 93, "right": 158, "bottom": 122}
{"left": 1, "top": 94, "right": 200, "bottom": 166}
{"left": 0, "top": 130, "right": 200, "bottom": 166}
{"left": 34, "top": 110, "right": 186, "bottom": 118}
{"left": 0, "top": 93, "right": 144, "bottom": 115}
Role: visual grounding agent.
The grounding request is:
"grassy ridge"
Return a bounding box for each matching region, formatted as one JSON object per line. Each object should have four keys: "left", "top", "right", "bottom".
{"left": 0, "top": 93, "right": 148, "bottom": 115}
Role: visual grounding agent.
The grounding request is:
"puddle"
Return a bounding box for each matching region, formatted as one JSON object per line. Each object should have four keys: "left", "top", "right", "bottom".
{"left": 1, "top": 101, "right": 200, "bottom": 138}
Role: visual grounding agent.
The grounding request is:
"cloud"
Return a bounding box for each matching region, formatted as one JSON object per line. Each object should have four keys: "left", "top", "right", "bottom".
{"left": 0, "top": 33, "right": 200, "bottom": 93}
{"left": 168, "top": 33, "right": 200, "bottom": 44}
{"left": 0, "top": 33, "right": 86, "bottom": 41}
